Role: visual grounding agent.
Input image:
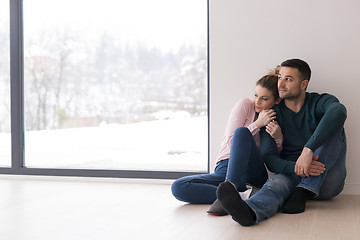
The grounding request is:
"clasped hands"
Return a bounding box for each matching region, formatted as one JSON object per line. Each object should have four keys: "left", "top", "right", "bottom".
{"left": 255, "top": 109, "right": 282, "bottom": 139}
{"left": 295, "top": 147, "right": 326, "bottom": 177}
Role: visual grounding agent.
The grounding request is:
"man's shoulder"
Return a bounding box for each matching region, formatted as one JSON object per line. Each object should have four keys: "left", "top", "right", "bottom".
{"left": 306, "top": 92, "right": 339, "bottom": 104}
{"left": 305, "top": 92, "right": 339, "bottom": 108}
{"left": 305, "top": 92, "right": 346, "bottom": 119}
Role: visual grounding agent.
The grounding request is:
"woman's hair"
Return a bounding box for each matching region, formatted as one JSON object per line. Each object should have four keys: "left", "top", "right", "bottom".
{"left": 256, "top": 65, "right": 280, "bottom": 100}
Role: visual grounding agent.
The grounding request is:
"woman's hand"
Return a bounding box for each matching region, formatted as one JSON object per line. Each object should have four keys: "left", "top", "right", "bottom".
{"left": 266, "top": 120, "right": 282, "bottom": 140}
{"left": 255, "top": 109, "right": 276, "bottom": 128}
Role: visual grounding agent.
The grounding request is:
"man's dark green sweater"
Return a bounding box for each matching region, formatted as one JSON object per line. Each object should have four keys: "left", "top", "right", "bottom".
{"left": 260, "top": 92, "right": 347, "bottom": 175}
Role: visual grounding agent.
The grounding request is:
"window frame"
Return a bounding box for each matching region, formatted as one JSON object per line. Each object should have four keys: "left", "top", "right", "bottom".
{"left": 0, "top": 0, "right": 209, "bottom": 179}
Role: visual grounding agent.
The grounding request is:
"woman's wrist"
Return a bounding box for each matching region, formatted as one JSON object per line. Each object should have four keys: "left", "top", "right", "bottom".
{"left": 254, "top": 119, "right": 262, "bottom": 129}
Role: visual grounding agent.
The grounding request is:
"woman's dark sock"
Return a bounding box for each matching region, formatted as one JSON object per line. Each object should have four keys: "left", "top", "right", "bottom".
{"left": 216, "top": 182, "right": 256, "bottom": 226}
{"left": 281, "top": 187, "right": 309, "bottom": 214}
{"left": 207, "top": 199, "right": 229, "bottom": 216}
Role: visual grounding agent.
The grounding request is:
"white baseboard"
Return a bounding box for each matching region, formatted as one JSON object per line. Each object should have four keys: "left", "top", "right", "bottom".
{"left": 1, "top": 174, "right": 359, "bottom": 195}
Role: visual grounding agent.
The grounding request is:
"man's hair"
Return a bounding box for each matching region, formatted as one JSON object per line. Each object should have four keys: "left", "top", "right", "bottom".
{"left": 280, "top": 58, "right": 311, "bottom": 81}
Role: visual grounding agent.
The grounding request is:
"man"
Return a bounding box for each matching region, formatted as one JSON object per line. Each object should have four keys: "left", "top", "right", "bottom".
{"left": 216, "top": 58, "right": 347, "bottom": 226}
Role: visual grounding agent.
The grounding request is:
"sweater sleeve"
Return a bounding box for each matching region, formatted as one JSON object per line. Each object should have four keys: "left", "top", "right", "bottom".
{"left": 224, "top": 98, "right": 259, "bottom": 138}
{"left": 304, "top": 95, "right": 347, "bottom": 151}
{"left": 247, "top": 122, "right": 260, "bottom": 136}
{"left": 260, "top": 129, "right": 295, "bottom": 174}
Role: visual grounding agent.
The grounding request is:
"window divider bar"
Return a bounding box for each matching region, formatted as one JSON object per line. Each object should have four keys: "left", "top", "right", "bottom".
{"left": 207, "top": 0, "right": 210, "bottom": 174}
{"left": 10, "top": 0, "right": 25, "bottom": 171}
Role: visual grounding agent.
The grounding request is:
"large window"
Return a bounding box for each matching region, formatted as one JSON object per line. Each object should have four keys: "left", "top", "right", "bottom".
{"left": 0, "top": 0, "right": 11, "bottom": 167}
{"left": 10, "top": 0, "right": 208, "bottom": 175}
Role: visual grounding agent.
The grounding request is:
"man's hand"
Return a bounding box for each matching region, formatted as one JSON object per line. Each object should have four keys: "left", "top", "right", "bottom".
{"left": 295, "top": 147, "right": 314, "bottom": 177}
{"left": 308, "top": 155, "right": 326, "bottom": 176}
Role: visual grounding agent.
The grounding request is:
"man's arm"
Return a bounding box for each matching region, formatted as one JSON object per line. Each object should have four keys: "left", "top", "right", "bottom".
{"left": 260, "top": 129, "right": 295, "bottom": 175}
{"left": 305, "top": 100, "right": 347, "bottom": 151}
{"left": 260, "top": 128, "right": 325, "bottom": 176}
{"left": 295, "top": 95, "right": 347, "bottom": 176}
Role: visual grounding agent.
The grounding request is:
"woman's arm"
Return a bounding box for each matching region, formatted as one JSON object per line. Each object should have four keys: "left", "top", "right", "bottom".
{"left": 223, "top": 98, "right": 258, "bottom": 137}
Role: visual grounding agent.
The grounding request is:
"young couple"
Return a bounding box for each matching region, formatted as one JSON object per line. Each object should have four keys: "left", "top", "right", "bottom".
{"left": 171, "top": 58, "right": 347, "bottom": 226}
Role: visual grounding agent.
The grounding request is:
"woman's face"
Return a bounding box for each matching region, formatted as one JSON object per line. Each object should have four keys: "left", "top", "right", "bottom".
{"left": 253, "top": 85, "right": 278, "bottom": 113}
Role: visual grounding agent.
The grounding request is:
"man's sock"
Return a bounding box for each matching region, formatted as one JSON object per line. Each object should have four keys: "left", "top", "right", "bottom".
{"left": 281, "top": 187, "right": 309, "bottom": 214}
{"left": 216, "top": 182, "right": 256, "bottom": 226}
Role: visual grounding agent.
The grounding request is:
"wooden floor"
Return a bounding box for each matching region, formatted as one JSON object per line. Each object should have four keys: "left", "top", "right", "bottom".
{"left": 0, "top": 175, "right": 359, "bottom": 240}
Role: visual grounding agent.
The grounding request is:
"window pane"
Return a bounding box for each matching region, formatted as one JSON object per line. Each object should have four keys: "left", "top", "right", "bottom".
{"left": 24, "top": 0, "right": 208, "bottom": 172}
{"left": 0, "top": 0, "right": 11, "bottom": 167}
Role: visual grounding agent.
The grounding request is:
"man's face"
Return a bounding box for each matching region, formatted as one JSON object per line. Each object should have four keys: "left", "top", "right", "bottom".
{"left": 278, "top": 67, "right": 307, "bottom": 100}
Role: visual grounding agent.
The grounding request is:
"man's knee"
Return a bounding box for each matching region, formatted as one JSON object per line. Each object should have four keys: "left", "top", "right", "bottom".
{"left": 313, "top": 128, "right": 346, "bottom": 162}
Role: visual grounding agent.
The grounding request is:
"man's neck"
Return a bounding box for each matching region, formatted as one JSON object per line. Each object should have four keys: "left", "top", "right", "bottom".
{"left": 284, "top": 92, "right": 307, "bottom": 113}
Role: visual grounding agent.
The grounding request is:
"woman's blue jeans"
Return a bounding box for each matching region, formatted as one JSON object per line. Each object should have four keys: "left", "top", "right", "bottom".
{"left": 171, "top": 127, "right": 268, "bottom": 204}
{"left": 246, "top": 128, "right": 347, "bottom": 223}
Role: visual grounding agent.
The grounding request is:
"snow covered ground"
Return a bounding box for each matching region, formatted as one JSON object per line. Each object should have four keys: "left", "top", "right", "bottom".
{"left": 0, "top": 117, "right": 208, "bottom": 172}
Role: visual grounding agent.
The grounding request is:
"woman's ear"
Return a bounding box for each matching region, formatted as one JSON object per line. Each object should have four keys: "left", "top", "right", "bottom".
{"left": 275, "top": 97, "right": 282, "bottom": 105}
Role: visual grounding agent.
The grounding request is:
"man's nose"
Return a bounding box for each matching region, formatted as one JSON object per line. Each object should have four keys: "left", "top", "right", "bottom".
{"left": 278, "top": 79, "right": 284, "bottom": 87}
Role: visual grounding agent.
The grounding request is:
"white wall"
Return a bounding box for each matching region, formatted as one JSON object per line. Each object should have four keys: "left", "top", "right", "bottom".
{"left": 209, "top": 0, "right": 360, "bottom": 194}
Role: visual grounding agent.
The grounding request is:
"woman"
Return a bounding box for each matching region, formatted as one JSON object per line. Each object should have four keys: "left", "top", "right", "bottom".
{"left": 171, "top": 69, "right": 282, "bottom": 211}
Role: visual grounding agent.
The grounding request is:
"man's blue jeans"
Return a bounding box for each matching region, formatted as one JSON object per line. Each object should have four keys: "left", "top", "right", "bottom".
{"left": 171, "top": 127, "right": 268, "bottom": 204}
{"left": 246, "top": 128, "right": 347, "bottom": 223}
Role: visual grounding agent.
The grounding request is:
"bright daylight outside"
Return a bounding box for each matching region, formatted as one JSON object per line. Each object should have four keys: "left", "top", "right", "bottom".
{"left": 0, "top": 0, "right": 11, "bottom": 167}
{"left": 23, "top": 0, "right": 208, "bottom": 171}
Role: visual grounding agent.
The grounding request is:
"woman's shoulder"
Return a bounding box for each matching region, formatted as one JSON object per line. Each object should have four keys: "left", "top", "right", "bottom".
{"left": 234, "top": 98, "right": 254, "bottom": 107}
{"left": 231, "top": 98, "right": 254, "bottom": 115}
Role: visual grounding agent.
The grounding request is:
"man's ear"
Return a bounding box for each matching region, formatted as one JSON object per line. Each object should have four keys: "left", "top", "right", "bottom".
{"left": 301, "top": 79, "right": 309, "bottom": 90}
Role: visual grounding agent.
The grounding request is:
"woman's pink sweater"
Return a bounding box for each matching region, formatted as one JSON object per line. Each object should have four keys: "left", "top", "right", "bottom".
{"left": 216, "top": 98, "right": 283, "bottom": 163}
